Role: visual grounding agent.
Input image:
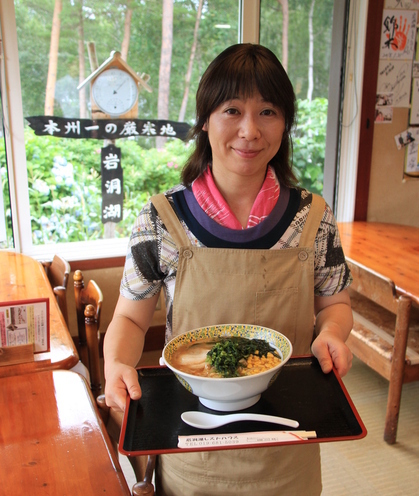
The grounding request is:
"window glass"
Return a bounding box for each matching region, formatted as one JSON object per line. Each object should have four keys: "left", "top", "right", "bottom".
{"left": 10, "top": 0, "right": 238, "bottom": 247}
{"left": 260, "top": 0, "right": 335, "bottom": 195}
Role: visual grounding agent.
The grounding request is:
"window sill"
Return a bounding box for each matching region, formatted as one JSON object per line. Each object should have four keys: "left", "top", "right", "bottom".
{"left": 23, "top": 237, "right": 129, "bottom": 267}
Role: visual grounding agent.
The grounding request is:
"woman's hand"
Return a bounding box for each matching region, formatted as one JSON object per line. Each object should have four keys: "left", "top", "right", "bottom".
{"left": 311, "top": 330, "right": 353, "bottom": 377}
{"left": 103, "top": 293, "right": 161, "bottom": 411}
{"left": 104, "top": 361, "right": 142, "bottom": 411}
{"left": 313, "top": 289, "right": 353, "bottom": 377}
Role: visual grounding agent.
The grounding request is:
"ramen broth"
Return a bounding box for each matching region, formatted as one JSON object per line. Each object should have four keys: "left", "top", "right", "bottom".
{"left": 169, "top": 337, "right": 281, "bottom": 378}
{"left": 170, "top": 340, "right": 215, "bottom": 375}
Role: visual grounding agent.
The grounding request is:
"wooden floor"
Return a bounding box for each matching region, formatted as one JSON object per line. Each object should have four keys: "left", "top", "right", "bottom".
{"left": 119, "top": 355, "right": 419, "bottom": 495}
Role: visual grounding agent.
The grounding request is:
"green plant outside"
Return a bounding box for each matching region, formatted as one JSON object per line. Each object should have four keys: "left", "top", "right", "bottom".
{"left": 293, "top": 98, "right": 327, "bottom": 196}
{"left": 0, "top": 98, "right": 327, "bottom": 246}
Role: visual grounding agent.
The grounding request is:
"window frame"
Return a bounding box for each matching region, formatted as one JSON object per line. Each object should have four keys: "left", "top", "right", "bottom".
{"left": 1, "top": 0, "right": 360, "bottom": 262}
{"left": 1, "top": 0, "right": 31, "bottom": 254}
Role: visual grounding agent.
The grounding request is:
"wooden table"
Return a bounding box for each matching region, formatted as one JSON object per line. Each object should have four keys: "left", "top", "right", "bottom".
{"left": 0, "top": 251, "right": 79, "bottom": 376}
{"left": 338, "top": 222, "right": 419, "bottom": 306}
{"left": 0, "top": 369, "right": 131, "bottom": 495}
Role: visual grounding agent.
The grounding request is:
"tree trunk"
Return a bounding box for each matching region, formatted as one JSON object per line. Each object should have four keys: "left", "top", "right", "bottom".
{"left": 121, "top": 1, "right": 133, "bottom": 61}
{"left": 77, "top": 1, "right": 87, "bottom": 118}
{"left": 278, "top": 0, "right": 288, "bottom": 72}
{"left": 45, "top": 0, "right": 62, "bottom": 115}
{"left": 156, "top": 0, "right": 173, "bottom": 149}
{"left": 87, "top": 42, "right": 99, "bottom": 72}
{"left": 178, "top": 0, "right": 203, "bottom": 122}
{"left": 307, "top": 0, "right": 316, "bottom": 101}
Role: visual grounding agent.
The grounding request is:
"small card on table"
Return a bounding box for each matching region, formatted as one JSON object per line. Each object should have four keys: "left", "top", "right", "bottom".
{"left": 0, "top": 298, "right": 50, "bottom": 353}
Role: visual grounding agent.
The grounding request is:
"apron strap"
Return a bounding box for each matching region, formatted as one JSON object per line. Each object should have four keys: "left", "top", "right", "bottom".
{"left": 150, "top": 193, "right": 192, "bottom": 248}
{"left": 299, "top": 194, "right": 326, "bottom": 247}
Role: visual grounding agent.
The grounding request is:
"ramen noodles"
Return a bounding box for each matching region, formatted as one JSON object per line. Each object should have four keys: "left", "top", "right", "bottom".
{"left": 169, "top": 336, "right": 282, "bottom": 378}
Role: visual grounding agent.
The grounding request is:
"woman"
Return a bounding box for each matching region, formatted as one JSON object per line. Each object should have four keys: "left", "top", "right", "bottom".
{"left": 104, "top": 43, "right": 353, "bottom": 495}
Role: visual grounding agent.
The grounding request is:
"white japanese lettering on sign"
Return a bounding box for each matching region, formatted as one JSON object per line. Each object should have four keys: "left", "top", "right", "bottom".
{"left": 65, "top": 121, "right": 81, "bottom": 135}
{"left": 43, "top": 120, "right": 61, "bottom": 135}
{"left": 105, "top": 123, "right": 118, "bottom": 134}
{"left": 103, "top": 153, "right": 120, "bottom": 170}
{"left": 103, "top": 204, "right": 121, "bottom": 219}
{"left": 120, "top": 121, "right": 139, "bottom": 136}
{"left": 141, "top": 121, "right": 157, "bottom": 136}
{"left": 105, "top": 178, "right": 122, "bottom": 195}
{"left": 160, "top": 123, "right": 177, "bottom": 136}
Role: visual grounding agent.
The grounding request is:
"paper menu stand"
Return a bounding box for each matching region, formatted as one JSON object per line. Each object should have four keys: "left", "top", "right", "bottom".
{"left": 0, "top": 298, "right": 50, "bottom": 366}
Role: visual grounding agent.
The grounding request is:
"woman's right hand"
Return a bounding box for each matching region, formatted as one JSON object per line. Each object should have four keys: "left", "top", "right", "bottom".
{"left": 103, "top": 293, "right": 161, "bottom": 411}
{"left": 104, "top": 361, "right": 142, "bottom": 411}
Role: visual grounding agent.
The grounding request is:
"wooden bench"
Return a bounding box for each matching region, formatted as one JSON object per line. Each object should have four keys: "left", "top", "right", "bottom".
{"left": 346, "top": 258, "right": 419, "bottom": 444}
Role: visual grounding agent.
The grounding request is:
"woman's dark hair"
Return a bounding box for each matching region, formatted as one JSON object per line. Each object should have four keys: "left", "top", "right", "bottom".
{"left": 182, "top": 43, "right": 297, "bottom": 187}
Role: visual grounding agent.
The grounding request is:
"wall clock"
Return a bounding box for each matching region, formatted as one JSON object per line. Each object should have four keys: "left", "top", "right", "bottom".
{"left": 92, "top": 67, "right": 138, "bottom": 117}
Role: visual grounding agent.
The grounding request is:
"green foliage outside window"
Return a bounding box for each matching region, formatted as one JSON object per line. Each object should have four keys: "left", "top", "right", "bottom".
{"left": 0, "top": 1, "right": 333, "bottom": 248}
{"left": 293, "top": 98, "right": 328, "bottom": 195}
{"left": 24, "top": 133, "right": 188, "bottom": 244}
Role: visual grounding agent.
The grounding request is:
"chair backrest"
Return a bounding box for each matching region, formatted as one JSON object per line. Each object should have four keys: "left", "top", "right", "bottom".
{"left": 42, "top": 254, "right": 71, "bottom": 326}
{"left": 74, "top": 269, "right": 104, "bottom": 396}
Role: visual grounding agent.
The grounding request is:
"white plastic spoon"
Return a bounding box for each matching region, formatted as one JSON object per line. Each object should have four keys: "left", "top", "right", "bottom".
{"left": 181, "top": 411, "right": 299, "bottom": 429}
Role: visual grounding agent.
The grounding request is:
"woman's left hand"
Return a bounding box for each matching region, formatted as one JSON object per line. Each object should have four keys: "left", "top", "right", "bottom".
{"left": 311, "top": 330, "right": 353, "bottom": 377}
{"left": 313, "top": 289, "right": 354, "bottom": 377}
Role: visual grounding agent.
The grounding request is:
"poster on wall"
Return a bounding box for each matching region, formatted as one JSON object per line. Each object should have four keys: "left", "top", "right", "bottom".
{"left": 378, "top": 6, "right": 419, "bottom": 180}
{"left": 384, "top": 0, "right": 419, "bottom": 10}
{"left": 404, "top": 127, "right": 419, "bottom": 176}
{"left": 380, "top": 10, "right": 417, "bottom": 60}
{"left": 409, "top": 78, "right": 419, "bottom": 123}
{"left": 376, "top": 60, "right": 412, "bottom": 107}
{"left": 375, "top": 93, "right": 394, "bottom": 123}
{"left": 394, "top": 128, "right": 415, "bottom": 149}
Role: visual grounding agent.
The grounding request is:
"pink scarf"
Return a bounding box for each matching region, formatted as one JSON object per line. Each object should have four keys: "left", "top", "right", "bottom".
{"left": 191, "top": 166, "right": 280, "bottom": 229}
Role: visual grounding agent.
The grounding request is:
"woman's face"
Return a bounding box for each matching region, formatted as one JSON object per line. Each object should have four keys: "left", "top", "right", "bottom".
{"left": 203, "top": 92, "right": 286, "bottom": 183}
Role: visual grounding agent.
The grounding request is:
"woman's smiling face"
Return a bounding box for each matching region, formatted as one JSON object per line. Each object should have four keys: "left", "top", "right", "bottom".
{"left": 203, "top": 92, "right": 286, "bottom": 182}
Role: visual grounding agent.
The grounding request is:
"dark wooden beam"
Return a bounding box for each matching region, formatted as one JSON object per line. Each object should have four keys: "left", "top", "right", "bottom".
{"left": 354, "top": 0, "right": 384, "bottom": 220}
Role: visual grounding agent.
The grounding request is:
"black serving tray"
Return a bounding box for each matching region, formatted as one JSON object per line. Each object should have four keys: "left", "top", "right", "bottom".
{"left": 120, "top": 356, "right": 367, "bottom": 455}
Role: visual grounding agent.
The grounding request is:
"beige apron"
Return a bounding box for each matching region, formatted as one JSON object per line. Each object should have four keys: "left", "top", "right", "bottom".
{"left": 151, "top": 192, "right": 325, "bottom": 496}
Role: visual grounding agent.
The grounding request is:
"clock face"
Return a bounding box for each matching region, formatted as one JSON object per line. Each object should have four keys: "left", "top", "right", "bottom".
{"left": 92, "top": 67, "right": 138, "bottom": 116}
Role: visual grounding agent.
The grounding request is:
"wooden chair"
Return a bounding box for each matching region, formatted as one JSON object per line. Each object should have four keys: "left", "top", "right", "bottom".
{"left": 346, "top": 258, "right": 419, "bottom": 444}
{"left": 96, "top": 290, "right": 166, "bottom": 495}
{"left": 95, "top": 399, "right": 157, "bottom": 496}
{"left": 41, "top": 254, "right": 71, "bottom": 326}
{"left": 74, "top": 269, "right": 104, "bottom": 398}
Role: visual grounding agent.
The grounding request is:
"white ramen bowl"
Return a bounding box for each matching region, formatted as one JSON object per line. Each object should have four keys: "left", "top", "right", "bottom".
{"left": 162, "top": 324, "right": 293, "bottom": 412}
